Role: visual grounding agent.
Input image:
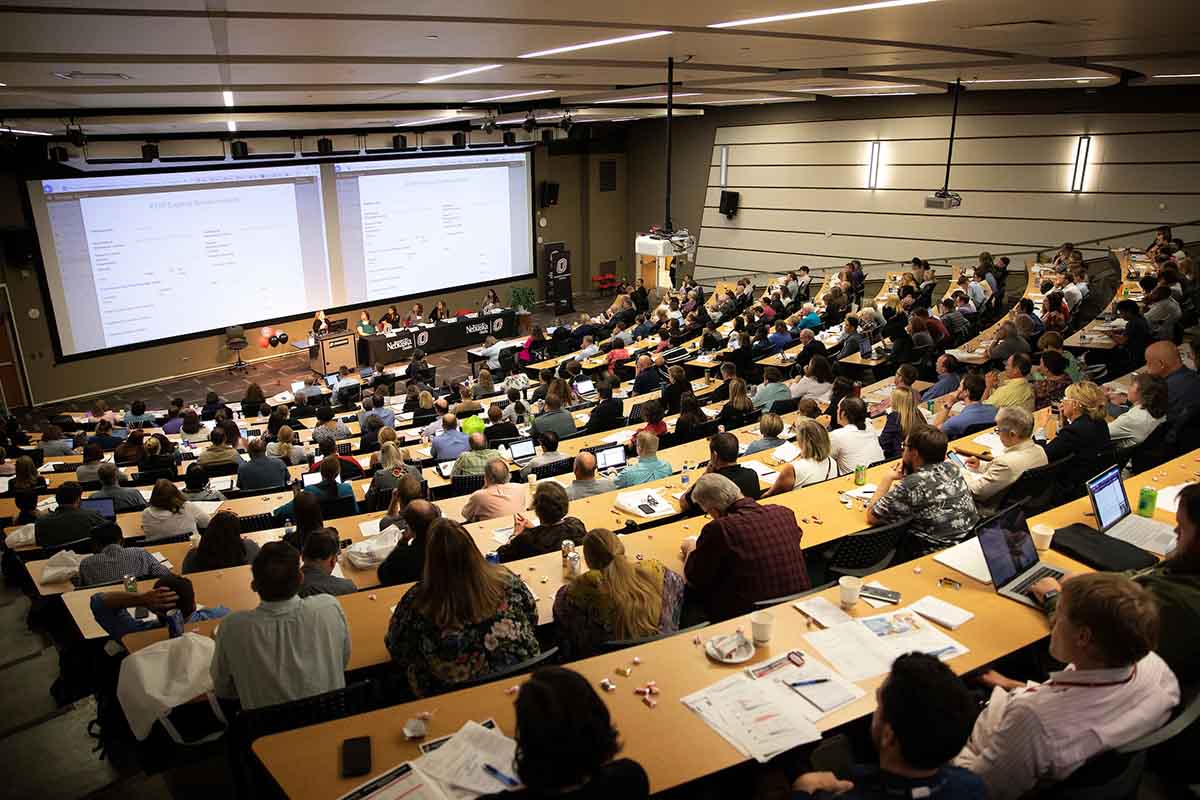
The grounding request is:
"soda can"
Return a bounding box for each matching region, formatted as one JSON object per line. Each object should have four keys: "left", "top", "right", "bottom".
{"left": 165, "top": 609, "right": 184, "bottom": 638}
{"left": 485, "top": 551, "right": 500, "bottom": 564}
{"left": 854, "top": 465, "right": 867, "bottom": 486}
{"left": 561, "top": 540, "right": 575, "bottom": 562}
{"left": 1137, "top": 486, "right": 1158, "bottom": 519}
{"left": 123, "top": 574, "right": 138, "bottom": 593}
{"left": 927, "top": 399, "right": 935, "bottom": 413}
{"left": 567, "top": 551, "right": 582, "bottom": 576}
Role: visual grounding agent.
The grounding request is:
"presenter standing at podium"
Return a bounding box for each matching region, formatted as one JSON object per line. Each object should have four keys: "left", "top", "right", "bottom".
{"left": 312, "top": 310, "right": 329, "bottom": 335}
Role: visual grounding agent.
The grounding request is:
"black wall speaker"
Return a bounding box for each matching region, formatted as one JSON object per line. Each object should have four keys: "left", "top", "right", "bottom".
{"left": 540, "top": 181, "right": 560, "bottom": 208}
{"left": 140, "top": 142, "right": 159, "bottom": 161}
{"left": 317, "top": 137, "right": 334, "bottom": 155}
{"left": 451, "top": 132, "right": 467, "bottom": 148}
{"left": 502, "top": 130, "right": 517, "bottom": 147}
{"left": 719, "top": 190, "right": 740, "bottom": 219}
{"left": 230, "top": 140, "right": 249, "bottom": 159}
{"left": 48, "top": 145, "right": 69, "bottom": 162}
{"left": 392, "top": 134, "right": 408, "bottom": 151}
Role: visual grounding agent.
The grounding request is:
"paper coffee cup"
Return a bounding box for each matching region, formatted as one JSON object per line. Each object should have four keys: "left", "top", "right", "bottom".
{"left": 839, "top": 576, "right": 863, "bottom": 609}
{"left": 750, "top": 610, "right": 774, "bottom": 644}
{"left": 1031, "top": 524, "right": 1055, "bottom": 551}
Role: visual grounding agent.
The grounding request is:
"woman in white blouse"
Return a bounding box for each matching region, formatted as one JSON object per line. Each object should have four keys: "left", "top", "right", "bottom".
{"left": 762, "top": 418, "right": 840, "bottom": 496}
{"left": 265, "top": 425, "right": 306, "bottom": 465}
{"left": 1108, "top": 373, "right": 1168, "bottom": 448}
{"left": 141, "top": 479, "right": 213, "bottom": 541}
{"left": 789, "top": 355, "right": 835, "bottom": 404}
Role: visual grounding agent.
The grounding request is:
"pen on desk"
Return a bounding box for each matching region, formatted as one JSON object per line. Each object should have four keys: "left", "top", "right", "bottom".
{"left": 483, "top": 763, "right": 520, "bottom": 788}
{"left": 787, "top": 678, "right": 831, "bottom": 687}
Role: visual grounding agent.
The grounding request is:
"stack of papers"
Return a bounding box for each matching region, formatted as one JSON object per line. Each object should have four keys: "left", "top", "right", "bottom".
{"left": 772, "top": 441, "right": 801, "bottom": 463}
{"left": 742, "top": 460, "right": 780, "bottom": 485}
{"left": 1155, "top": 483, "right": 1189, "bottom": 514}
{"left": 805, "top": 609, "right": 969, "bottom": 681}
{"left": 795, "top": 596, "right": 853, "bottom": 628}
{"left": 911, "top": 595, "right": 974, "bottom": 629}
{"left": 843, "top": 484, "right": 876, "bottom": 500}
{"left": 415, "top": 721, "right": 519, "bottom": 796}
{"left": 614, "top": 489, "right": 675, "bottom": 518}
{"left": 971, "top": 431, "right": 1005, "bottom": 454}
{"left": 0, "top": 476, "right": 11, "bottom": 493}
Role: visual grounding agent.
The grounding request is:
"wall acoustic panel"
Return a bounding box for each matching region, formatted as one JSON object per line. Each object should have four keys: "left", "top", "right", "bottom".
{"left": 696, "top": 111, "right": 1200, "bottom": 284}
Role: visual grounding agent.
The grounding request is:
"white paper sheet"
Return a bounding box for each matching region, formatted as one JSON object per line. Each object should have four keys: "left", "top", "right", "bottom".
{"left": 190, "top": 500, "right": 224, "bottom": 517}
{"left": 794, "top": 596, "right": 853, "bottom": 628}
{"left": 358, "top": 519, "right": 382, "bottom": 538}
{"left": 681, "top": 673, "right": 821, "bottom": 763}
{"left": 911, "top": 595, "right": 975, "bottom": 629}
{"left": 971, "top": 431, "right": 1005, "bottom": 454}
{"left": 415, "top": 721, "right": 518, "bottom": 795}
{"left": 1155, "top": 483, "right": 1189, "bottom": 514}
{"left": 805, "top": 608, "right": 968, "bottom": 681}
{"left": 933, "top": 537, "right": 992, "bottom": 584}
{"left": 1108, "top": 516, "right": 1178, "bottom": 557}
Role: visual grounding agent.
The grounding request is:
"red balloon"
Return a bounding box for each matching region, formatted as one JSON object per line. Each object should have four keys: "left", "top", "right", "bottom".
{"left": 260, "top": 326, "right": 273, "bottom": 337}
{"left": 258, "top": 336, "right": 270, "bottom": 348}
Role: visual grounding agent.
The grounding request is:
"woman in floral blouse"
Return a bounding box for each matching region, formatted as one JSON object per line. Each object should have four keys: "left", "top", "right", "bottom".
{"left": 385, "top": 518, "right": 541, "bottom": 697}
{"left": 553, "top": 528, "right": 684, "bottom": 660}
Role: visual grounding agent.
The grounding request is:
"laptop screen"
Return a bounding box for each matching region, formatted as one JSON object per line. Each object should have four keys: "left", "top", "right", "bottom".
{"left": 302, "top": 471, "right": 341, "bottom": 488}
{"left": 325, "top": 374, "right": 339, "bottom": 387}
{"left": 594, "top": 443, "right": 627, "bottom": 470}
{"left": 328, "top": 318, "right": 349, "bottom": 332}
{"left": 290, "top": 380, "right": 306, "bottom": 393}
{"left": 1086, "top": 465, "right": 1132, "bottom": 534}
{"left": 575, "top": 379, "right": 595, "bottom": 396}
{"left": 508, "top": 438, "right": 536, "bottom": 461}
{"left": 81, "top": 497, "right": 116, "bottom": 520}
{"left": 978, "top": 508, "right": 1037, "bottom": 589}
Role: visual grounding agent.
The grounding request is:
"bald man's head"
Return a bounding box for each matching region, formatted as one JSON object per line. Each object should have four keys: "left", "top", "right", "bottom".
{"left": 574, "top": 450, "right": 597, "bottom": 479}
{"left": 401, "top": 499, "right": 441, "bottom": 540}
{"left": 468, "top": 432, "right": 487, "bottom": 450}
{"left": 442, "top": 413, "right": 458, "bottom": 430}
{"left": 1144, "top": 341, "right": 1182, "bottom": 377}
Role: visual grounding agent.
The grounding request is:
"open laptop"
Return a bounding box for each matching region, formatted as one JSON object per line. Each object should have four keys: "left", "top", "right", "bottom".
{"left": 302, "top": 471, "right": 341, "bottom": 488}
{"left": 978, "top": 506, "right": 1067, "bottom": 608}
{"left": 574, "top": 378, "right": 596, "bottom": 398}
{"left": 290, "top": 380, "right": 306, "bottom": 393}
{"left": 507, "top": 437, "right": 537, "bottom": 466}
{"left": 328, "top": 318, "right": 349, "bottom": 333}
{"left": 325, "top": 374, "right": 340, "bottom": 388}
{"left": 1084, "top": 465, "right": 1178, "bottom": 556}
{"left": 81, "top": 497, "right": 117, "bottom": 522}
{"left": 593, "top": 443, "right": 627, "bottom": 473}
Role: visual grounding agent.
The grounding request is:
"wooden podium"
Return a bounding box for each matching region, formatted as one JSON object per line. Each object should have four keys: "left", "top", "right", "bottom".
{"left": 309, "top": 331, "right": 357, "bottom": 377}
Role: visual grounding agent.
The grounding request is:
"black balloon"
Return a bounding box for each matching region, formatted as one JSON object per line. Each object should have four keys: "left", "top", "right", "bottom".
{"left": 269, "top": 335, "right": 280, "bottom": 347}
{"left": 278, "top": 331, "right": 289, "bottom": 344}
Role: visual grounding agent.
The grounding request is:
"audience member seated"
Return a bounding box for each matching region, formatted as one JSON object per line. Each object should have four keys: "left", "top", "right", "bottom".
{"left": 476, "top": 666, "right": 650, "bottom": 800}
{"left": 614, "top": 432, "right": 672, "bottom": 489}
{"left": 182, "top": 510, "right": 259, "bottom": 574}
{"left": 91, "top": 574, "right": 228, "bottom": 640}
{"left": 265, "top": 425, "right": 305, "bottom": 465}
{"left": 931, "top": 373, "right": 996, "bottom": 439}
{"left": 425, "top": 413, "right": 466, "bottom": 462}
{"left": 236, "top": 437, "right": 289, "bottom": 490}
{"left": 983, "top": 353, "right": 1035, "bottom": 412}
{"left": 196, "top": 426, "right": 239, "bottom": 469}
{"left": 367, "top": 442, "right": 420, "bottom": 504}
{"left": 958, "top": 407, "right": 1047, "bottom": 512}
{"left": 680, "top": 473, "right": 810, "bottom": 621}
{"left": 377, "top": 499, "right": 440, "bottom": 586}
{"left": 283, "top": 492, "right": 324, "bottom": 551}
{"left": 518, "top": 432, "right": 571, "bottom": 481}
{"left": 925, "top": 354, "right": 962, "bottom": 402}
{"left": 8, "top": 455, "right": 46, "bottom": 494}
{"left": 39, "top": 424, "right": 76, "bottom": 457}
{"left": 530, "top": 394, "right": 576, "bottom": 440}
{"left": 451, "top": 432, "right": 502, "bottom": 478}
{"left": 791, "top": 653, "right": 984, "bottom": 800}
{"left": 114, "top": 429, "right": 146, "bottom": 466}
{"left": 463, "top": 458, "right": 528, "bottom": 522}
{"left": 716, "top": 378, "right": 756, "bottom": 427}
{"left": 121, "top": 399, "right": 157, "bottom": 428}
{"left": 953, "top": 573, "right": 1179, "bottom": 800}
{"left": 133, "top": 436, "right": 174, "bottom": 477}
{"left": 829, "top": 397, "right": 885, "bottom": 475}
{"left": 297, "top": 529, "right": 357, "bottom": 597}
{"left": 211, "top": 542, "right": 350, "bottom": 710}
{"left": 762, "top": 419, "right": 840, "bottom": 497}
{"left": 482, "top": 404, "right": 518, "bottom": 444}
{"left": 744, "top": 412, "right": 787, "bottom": 456}
{"left": 985, "top": 321, "right": 1030, "bottom": 363}
{"left": 878, "top": 386, "right": 922, "bottom": 461}
{"left": 497, "top": 481, "right": 586, "bottom": 562}
{"left": 1144, "top": 341, "right": 1200, "bottom": 426}
{"left": 178, "top": 410, "right": 206, "bottom": 444}
{"left": 1144, "top": 286, "right": 1182, "bottom": 341}
{"left": 752, "top": 367, "right": 790, "bottom": 411}
{"left": 386, "top": 518, "right": 540, "bottom": 697}
{"left": 78, "top": 521, "right": 170, "bottom": 586}
{"left": 310, "top": 405, "right": 352, "bottom": 447}
{"left": 181, "top": 463, "right": 225, "bottom": 502}
{"left": 1109, "top": 299, "right": 1152, "bottom": 368}
{"left": 867, "top": 426, "right": 978, "bottom": 555}
{"left": 88, "top": 419, "right": 123, "bottom": 450}
{"left": 276, "top": 456, "right": 359, "bottom": 519}
{"left": 201, "top": 391, "right": 227, "bottom": 420}
{"left": 142, "top": 479, "right": 213, "bottom": 541}
{"left": 88, "top": 463, "right": 148, "bottom": 512}
{"left": 787, "top": 355, "right": 833, "bottom": 405}
{"left": 1042, "top": 379, "right": 1112, "bottom": 480}
{"left": 628, "top": 398, "right": 667, "bottom": 447}
{"left": 836, "top": 315, "right": 868, "bottom": 358}
{"left": 553, "top": 528, "right": 682, "bottom": 661}
{"left": 308, "top": 437, "right": 365, "bottom": 480}
{"left": 35, "top": 482, "right": 108, "bottom": 549}
{"left": 565, "top": 451, "right": 616, "bottom": 501}
{"left": 632, "top": 355, "right": 663, "bottom": 395}
{"left": 1031, "top": 350, "right": 1071, "bottom": 410}
{"left": 1108, "top": 373, "right": 1168, "bottom": 448}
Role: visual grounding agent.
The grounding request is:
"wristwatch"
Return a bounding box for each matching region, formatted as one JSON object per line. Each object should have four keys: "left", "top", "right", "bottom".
{"left": 1040, "top": 589, "right": 1060, "bottom": 608}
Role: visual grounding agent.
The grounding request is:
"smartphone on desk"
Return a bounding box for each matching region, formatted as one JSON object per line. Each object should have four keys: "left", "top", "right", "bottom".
{"left": 860, "top": 585, "right": 902, "bottom": 605}
{"left": 341, "top": 736, "right": 372, "bottom": 778}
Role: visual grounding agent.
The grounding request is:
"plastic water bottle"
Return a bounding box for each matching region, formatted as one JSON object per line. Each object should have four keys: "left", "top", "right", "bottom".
{"left": 283, "top": 518, "right": 295, "bottom": 541}
{"left": 681, "top": 461, "right": 690, "bottom": 487}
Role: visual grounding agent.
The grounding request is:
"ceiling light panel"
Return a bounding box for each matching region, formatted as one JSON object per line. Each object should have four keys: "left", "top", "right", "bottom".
{"left": 710, "top": 0, "right": 939, "bottom": 28}
{"left": 418, "top": 64, "right": 502, "bottom": 84}
{"left": 520, "top": 30, "right": 671, "bottom": 58}
{"left": 471, "top": 89, "right": 554, "bottom": 102}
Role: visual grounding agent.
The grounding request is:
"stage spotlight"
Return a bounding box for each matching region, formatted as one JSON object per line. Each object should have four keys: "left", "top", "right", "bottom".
{"left": 559, "top": 114, "right": 574, "bottom": 133}
{"left": 521, "top": 112, "right": 537, "bottom": 133}
{"left": 481, "top": 114, "right": 497, "bottom": 133}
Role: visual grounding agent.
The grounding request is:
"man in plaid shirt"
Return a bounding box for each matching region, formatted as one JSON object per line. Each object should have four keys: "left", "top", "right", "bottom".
{"left": 681, "top": 473, "right": 810, "bottom": 621}
{"left": 77, "top": 522, "right": 172, "bottom": 587}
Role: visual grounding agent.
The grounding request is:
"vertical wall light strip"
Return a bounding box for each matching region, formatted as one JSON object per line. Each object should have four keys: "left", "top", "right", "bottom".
{"left": 1071, "top": 135, "right": 1091, "bottom": 192}
{"left": 868, "top": 141, "right": 881, "bottom": 188}
{"left": 719, "top": 145, "right": 729, "bottom": 188}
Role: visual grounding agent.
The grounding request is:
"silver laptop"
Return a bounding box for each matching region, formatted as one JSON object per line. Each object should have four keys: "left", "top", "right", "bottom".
{"left": 594, "top": 443, "right": 627, "bottom": 472}
{"left": 575, "top": 378, "right": 596, "bottom": 397}
{"left": 507, "top": 437, "right": 537, "bottom": 466}
{"left": 1085, "top": 465, "right": 1178, "bottom": 556}
{"left": 302, "top": 471, "right": 342, "bottom": 488}
{"left": 978, "top": 507, "right": 1067, "bottom": 608}
{"left": 290, "top": 380, "right": 306, "bottom": 393}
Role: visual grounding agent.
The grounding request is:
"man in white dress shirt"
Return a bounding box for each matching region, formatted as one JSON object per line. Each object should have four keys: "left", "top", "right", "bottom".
{"left": 954, "top": 573, "right": 1179, "bottom": 800}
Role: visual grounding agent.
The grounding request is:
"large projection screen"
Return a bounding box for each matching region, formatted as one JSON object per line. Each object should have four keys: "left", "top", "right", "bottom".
{"left": 26, "top": 149, "right": 535, "bottom": 360}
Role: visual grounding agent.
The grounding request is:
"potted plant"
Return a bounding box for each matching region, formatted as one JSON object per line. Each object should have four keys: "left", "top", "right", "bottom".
{"left": 511, "top": 286, "right": 535, "bottom": 312}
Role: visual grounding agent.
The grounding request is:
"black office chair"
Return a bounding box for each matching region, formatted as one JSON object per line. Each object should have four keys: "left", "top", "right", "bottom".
{"left": 599, "top": 622, "right": 711, "bottom": 653}
{"left": 319, "top": 494, "right": 360, "bottom": 520}
{"left": 769, "top": 397, "right": 800, "bottom": 415}
{"left": 239, "top": 513, "right": 279, "bottom": 533}
{"left": 530, "top": 457, "right": 574, "bottom": 480}
{"left": 200, "top": 461, "right": 240, "bottom": 478}
{"left": 225, "top": 326, "right": 250, "bottom": 375}
{"left": 449, "top": 473, "right": 487, "bottom": 497}
{"left": 812, "top": 517, "right": 912, "bottom": 588}
{"left": 752, "top": 588, "right": 824, "bottom": 608}
{"left": 453, "top": 647, "right": 560, "bottom": 691}
{"left": 997, "top": 458, "right": 1070, "bottom": 516}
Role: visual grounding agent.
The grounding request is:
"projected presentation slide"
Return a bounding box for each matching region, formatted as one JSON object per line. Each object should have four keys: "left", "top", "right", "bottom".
{"left": 31, "top": 165, "right": 331, "bottom": 357}
{"left": 333, "top": 151, "right": 534, "bottom": 302}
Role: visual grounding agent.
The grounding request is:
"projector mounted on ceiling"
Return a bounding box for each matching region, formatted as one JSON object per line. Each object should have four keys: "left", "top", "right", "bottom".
{"left": 925, "top": 190, "right": 962, "bottom": 210}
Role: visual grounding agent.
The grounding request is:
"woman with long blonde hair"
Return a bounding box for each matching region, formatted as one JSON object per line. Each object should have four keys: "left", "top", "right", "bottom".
{"left": 762, "top": 418, "right": 840, "bottom": 497}
{"left": 385, "top": 518, "right": 540, "bottom": 696}
{"left": 716, "top": 377, "right": 755, "bottom": 425}
{"left": 879, "top": 385, "right": 922, "bottom": 460}
{"left": 553, "top": 528, "right": 683, "bottom": 659}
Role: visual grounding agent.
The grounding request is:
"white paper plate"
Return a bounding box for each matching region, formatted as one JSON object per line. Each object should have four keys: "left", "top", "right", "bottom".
{"left": 704, "top": 636, "right": 756, "bottom": 664}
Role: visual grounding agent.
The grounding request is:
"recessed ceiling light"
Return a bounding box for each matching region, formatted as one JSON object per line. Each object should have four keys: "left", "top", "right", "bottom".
{"left": 593, "top": 93, "right": 702, "bottom": 103}
{"left": 519, "top": 31, "right": 671, "bottom": 59}
{"left": 702, "top": 97, "right": 795, "bottom": 104}
{"left": 222, "top": 90, "right": 235, "bottom": 107}
{"left": 834, "top": 92, "right": 918, "bottom": 97}
{"left": 710, "top": 0, "right": 938, "bottom": 28}
{"left": 0, "top": 82, "right": 6, "bottom": 87}
{"left": 425, "top": 34, "right": 439, "bottom": 40}
{"left": 471, "top": 89, "right": 553, "bottom": 102}
{"left": 418, "top": 64, "right": 502, "bottom": 84}
{"left": 964, "top": 76, "right": 1098, "bottom": 83}
{"left": 5, "top": 127, "right": 51, "bottom": 135}
{"left": 396, "top": 114, "right": 460, "bottom": 126}
{"left": 1151, "top": 73, "right": 1200, "bottom": 78}
{"left": 811, "top": 84, "right": 919, "bottom": 92}
{"left": 226, "top": 120, "right": 237, "bottom": 132}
